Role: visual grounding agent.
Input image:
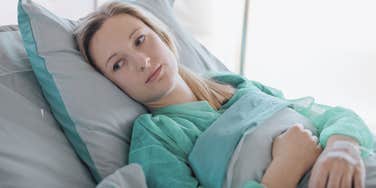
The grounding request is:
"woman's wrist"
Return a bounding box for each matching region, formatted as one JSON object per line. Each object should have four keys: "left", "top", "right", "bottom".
{"left": 326, "top": 135, "right": 360, "bottom": 153}
{"left": 262, "top": 158, "right": 303, "bottom": 188}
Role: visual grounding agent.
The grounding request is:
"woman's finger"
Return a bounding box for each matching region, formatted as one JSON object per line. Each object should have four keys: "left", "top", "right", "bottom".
{"left": 293, "top": 123, "right": 304, "bottom": 129}
{"left": 327, "top": 170, "right": 343, "bottom": 188}
{"left": 353, "top": 166, "right": 365, "bottom": 188}
{"left": 311, "top": 135, "right": 318, "bottom": 143}
{"left": 341, "top": 170, "right": 353, "bottom": 188}
{"left": 309, "top": 164, "right": 329, "bottom": 188}
{"left": 302, "top": 128, "right": 313, "bottom": 136}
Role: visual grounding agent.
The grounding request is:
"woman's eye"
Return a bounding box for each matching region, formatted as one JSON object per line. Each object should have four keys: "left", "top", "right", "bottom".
{"left": 112, "top": 60, "right": 124, "bottom": 72}
{"left": 135, "top": 35, "right": 145, "bottom": 46}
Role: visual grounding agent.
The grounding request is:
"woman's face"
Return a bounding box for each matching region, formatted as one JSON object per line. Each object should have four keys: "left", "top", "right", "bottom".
{"left": 89, "top": 14, "right": 179, "bottom": 104}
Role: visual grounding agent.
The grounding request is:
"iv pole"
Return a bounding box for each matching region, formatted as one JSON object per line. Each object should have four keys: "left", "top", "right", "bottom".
{"left": 239, "top": 0, "right": 250, "bottom": 75}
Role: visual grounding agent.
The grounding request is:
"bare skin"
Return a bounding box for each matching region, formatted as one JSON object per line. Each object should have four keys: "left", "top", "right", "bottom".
{"left": 309, "top": 135, "right": 365, "bottom": 188}
{"left": 89, "top": 14, "right": 197, "bottom": 111}
{"left": 262, "top": 125, "right": 364, "bottom": 188}
{"left": 262, "top": 124, "right": 322, "bottom": 188}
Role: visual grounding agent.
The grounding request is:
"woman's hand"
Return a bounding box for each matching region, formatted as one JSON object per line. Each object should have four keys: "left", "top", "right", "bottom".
{"left": 272, "top": 124, "right": 322, "bottom": 174}
{"left": 308, "top": 135, "right": 365, "bottom": 188}
{"left": 262, "top": 124, "right": 322, "bottom": 188}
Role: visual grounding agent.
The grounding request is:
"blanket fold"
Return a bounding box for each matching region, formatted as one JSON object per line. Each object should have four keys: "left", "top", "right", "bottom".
{"left": 189, "top": 90, "right": 291, "bottom": 188}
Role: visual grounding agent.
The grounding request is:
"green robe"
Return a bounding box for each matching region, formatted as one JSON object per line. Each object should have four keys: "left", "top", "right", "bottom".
{"left": 128, "top": 71, "right": 374, "bottom": 188}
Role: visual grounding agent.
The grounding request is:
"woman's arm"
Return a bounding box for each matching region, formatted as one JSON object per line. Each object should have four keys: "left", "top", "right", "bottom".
{"left": 308, "top": 135, "right": 366, "bottom": 188}
{"left": 241, "top": 159, "right": 302, "bottom": 188}
{"left": 262, "top": 124, "right": 322, "bottom": 188}
{"left": 327, "top": 134, "right": 360, "bottom": 150}
{"left": 242, "top": 124, "right": 322, "bottom": 188}
{"left": 208, "top": 72, "right": 373, "bottom": 188}
{"left": 250, "top": 80, "right": 374, "bottom": 157}
{"left": 129, "top": 117, "right": 199, "bottom": 188}
{"left": 249, "top": 80, "right": 372, "bottom": 188}
{"left": 261, "top": 157, "right": 304, "bottom": 188}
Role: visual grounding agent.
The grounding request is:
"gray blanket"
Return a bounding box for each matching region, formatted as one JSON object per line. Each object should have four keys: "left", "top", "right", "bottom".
{"left": 224, "top": 107, "right": 376, "bottom": 188}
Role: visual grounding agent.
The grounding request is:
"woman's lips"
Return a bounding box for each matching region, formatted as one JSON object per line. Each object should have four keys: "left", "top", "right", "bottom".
{"left": 145, "top": 65, "right": 162, "bottom": 84}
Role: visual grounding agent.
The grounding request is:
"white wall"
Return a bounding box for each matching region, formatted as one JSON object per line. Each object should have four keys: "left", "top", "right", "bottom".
{"left": 174, "top": 0, "right": 376, "bottom": 131}
{"left": 0, "top": 0, "right": 94, "bottom": 25}
{"left": 0, "top": 1, "right": 18, "bottom": 25}
{"left": 174, "top": 0, "right": 245, "bottom": 73}
{"left": 32, "top": 0, "right": 94, "bottom": 20}
{"left": 1, "top": 0, "right": 374, "bottom": 130}
{"left": 245, "top": 0, "right": 376, "bottom": 130}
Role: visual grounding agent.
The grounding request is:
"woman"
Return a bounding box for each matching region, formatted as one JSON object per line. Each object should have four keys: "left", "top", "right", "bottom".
{"left": 74, "top": 1, "right": 373, "bottom": 188}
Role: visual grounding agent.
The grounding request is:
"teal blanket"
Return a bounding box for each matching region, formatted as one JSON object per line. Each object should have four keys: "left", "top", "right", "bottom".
{"left": 128, "top": 72, "right": 374, "bottom": 188}
{"left": 189, "top": 89, "right": 290, "bottom": 188}
{"left": 189, "top": 89, "right": 376, "bottom": 188}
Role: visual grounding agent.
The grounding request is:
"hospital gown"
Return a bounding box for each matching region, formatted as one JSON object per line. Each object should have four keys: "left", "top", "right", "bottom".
{"left": 128, "top": 72, "right": 374, "bottom": 188}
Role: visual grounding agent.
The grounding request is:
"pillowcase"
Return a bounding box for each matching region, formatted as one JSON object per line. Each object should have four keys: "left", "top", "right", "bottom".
{"left": 18, "top": 0, "right": 229, "bottom": 182}
{"left": 96, "top": 164, "right": 147, "bottom": 188}
{"left": 0, "top": 25, "right": 95, "bottom": 188}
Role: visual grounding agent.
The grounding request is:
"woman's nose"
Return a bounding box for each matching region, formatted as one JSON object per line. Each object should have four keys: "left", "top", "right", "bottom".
{"left": 129, "top": 53, "right": 151, "bottom": 72}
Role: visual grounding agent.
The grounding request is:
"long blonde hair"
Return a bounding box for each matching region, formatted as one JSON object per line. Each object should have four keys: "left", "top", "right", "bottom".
{"left": 74, "top": 1, "right": 235, "bottom": 110}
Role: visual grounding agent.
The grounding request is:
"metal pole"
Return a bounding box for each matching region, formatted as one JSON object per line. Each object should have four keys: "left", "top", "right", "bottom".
{"left": 239, "top": 0, "right": 250, "bottom": 75}
{"left": 93, "top": 0, "right": 98, "bottom": 10}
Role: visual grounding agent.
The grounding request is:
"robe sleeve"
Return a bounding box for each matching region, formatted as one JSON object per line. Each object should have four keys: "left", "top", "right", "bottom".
{"left": 250, "top": 79, "right": 374, "bottom": 158}
{"left": 128, "top": 115, "right": 200, "bottom": 188}
{"left": 241, "top": 181, "right": 266, "bottom": 188}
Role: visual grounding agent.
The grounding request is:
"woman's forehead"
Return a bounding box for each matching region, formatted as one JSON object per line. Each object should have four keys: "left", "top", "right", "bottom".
{"left": 93, "top": 14, "right": 147, "bottom": 45}
{"left": 102, "top": 14, "right": 145, "bottom": 34}
{"left": 90, "top": 14, "right": 146, "bottom": 64}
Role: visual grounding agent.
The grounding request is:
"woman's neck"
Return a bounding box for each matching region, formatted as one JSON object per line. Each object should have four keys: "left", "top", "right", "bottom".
{"left": 145, "top": 76, "right": 197, "bottom": 111}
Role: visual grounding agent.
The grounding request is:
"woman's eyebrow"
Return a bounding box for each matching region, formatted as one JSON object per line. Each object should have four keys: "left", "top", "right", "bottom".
{"left": 105, "top": 27, "right": 142, "bottom": 68}
{"left": 129, "top": 27, "right": 141, "bottom": 39}
{"left": 106, "top": 53, "right": 118, "bottom": 68}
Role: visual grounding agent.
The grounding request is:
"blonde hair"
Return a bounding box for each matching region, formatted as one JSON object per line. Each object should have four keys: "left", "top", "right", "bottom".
{"left": 74, "top": 1, "right": 235, "bottom": 110}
